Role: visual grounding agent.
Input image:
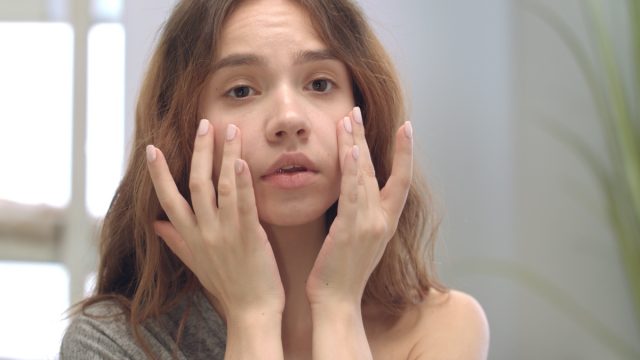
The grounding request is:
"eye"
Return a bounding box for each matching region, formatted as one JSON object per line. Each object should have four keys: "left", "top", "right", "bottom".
{"left": 226, "top": 85, "right": 255, "bottom": 99}
{"left": 308, "top": 78, "right": 333, "bottom": 93}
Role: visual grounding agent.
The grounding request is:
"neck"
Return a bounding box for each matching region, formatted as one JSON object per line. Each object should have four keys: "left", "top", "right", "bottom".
{"left": 262, "top": 216, "right": 326, "bottom": 355}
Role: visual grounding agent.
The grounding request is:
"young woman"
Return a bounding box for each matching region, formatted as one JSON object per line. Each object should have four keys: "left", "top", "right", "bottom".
{"left": 61, "top": 0, "right": 489, "bottom": 359}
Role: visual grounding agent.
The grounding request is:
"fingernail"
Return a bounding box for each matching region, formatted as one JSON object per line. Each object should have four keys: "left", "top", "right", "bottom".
{"left": 352, "top": 145, "right": 360, "bottom": 160}
{"left": 146, "top": 144, "right": 156, "bottom": 162}
{"left": 197, "top": 119, "right": 209, "bottom": 136}
{"left": 226, "top": 124, "right": 236, "bottom": 141}
{"left": 343, "top": 116, "right": 352, "bottom": 133}
{"left": 353, "top": 107, "right": 363, "bottom": 124}
{"left": 404, "top": 121, "right": 413, "bottom": 139}
{"left": 235, "top": 159, "right": 244, "bottom": 174}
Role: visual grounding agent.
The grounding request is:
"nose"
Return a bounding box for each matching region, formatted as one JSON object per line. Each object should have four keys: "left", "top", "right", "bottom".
{"left": 265, "top": 85, "right": 311, "bottom": 144}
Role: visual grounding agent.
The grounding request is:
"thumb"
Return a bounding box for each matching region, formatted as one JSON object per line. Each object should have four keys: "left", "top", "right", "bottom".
{"left": 154, "top": 220, "right": 195, "bottom": 269}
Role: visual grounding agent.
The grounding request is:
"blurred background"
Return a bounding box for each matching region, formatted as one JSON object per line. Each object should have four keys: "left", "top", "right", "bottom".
{"left": 0, "top": 0, "right": 638, "bottom": 359}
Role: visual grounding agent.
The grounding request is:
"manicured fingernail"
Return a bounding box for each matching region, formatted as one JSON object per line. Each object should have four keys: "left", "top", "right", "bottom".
{"left": 352, "top": 145, "right": 360, "bottom": 160}
{"left": 235, "top": 159, "right": 244, "bottom": 174}
{"left": 226, "top": 124, "right": 236, "bottom": 141}
{"left": 146, "top": 144, "right": 156, "bottom": 162}
{"left": 197, "top": 119, "right": 209, "bottom": 136}
{"left": 353, "top": 107, "right": 363, "bottom": 124}
{"left": 343, "top": 116, "right": 352, "bottom": 133}
{"left": 404, "top": 121, "right": 413, "bottom": 139}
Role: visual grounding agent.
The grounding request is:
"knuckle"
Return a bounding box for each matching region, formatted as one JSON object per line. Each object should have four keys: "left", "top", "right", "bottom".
{"left": 188, "top": 177, "right": 208, "bottom": 194}
{"left": 198, "top": 229, "right": 214, "bottom": 244}
{"left": 363, "top": 163, "right": 376, "bottom": 178}
{"left": 160, "top": 198, "right": 179, "bottom": 214}
{"left": 397, "top": 175, "right": 412, "bottom": 189}
{"left": 217, "top": 180, "right": 233, "bottom": 197}
{"left": 367, "top": 221, "right": 388, "bottom": 239}
{"left": 343, "top": 188, "right": 358, "bottom": 204}
{"left": 237, "top": 199, "right": 253, "bottom": 216}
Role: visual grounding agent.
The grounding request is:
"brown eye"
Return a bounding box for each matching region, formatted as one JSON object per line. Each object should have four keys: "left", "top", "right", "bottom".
{"left": 227, "top": 85, "right": 254, "bottom": 99}
{"left": 309, "top": 79, "right": 332, "bottom": 92}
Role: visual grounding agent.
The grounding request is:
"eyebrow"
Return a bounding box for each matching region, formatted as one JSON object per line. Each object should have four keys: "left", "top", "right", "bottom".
{"left": 211, "top": 49, "right": 339, "bottom": 72}
{"left": 293, "top": 49, "right": 339, "bottom": 65}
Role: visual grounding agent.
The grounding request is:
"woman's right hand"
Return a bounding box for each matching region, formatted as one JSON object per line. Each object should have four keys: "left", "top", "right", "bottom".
{"left": 146, "top": 119, "right": 285, "bottom": 323}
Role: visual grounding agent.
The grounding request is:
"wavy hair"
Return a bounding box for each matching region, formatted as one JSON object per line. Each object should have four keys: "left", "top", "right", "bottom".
{"left": 78, "top": 0, "right": 446, "bottom": 357}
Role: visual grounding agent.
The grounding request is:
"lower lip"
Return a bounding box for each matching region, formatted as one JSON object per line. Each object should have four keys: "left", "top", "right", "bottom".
{"left": 262, "top": 171, "right": 317, "bottom": 189}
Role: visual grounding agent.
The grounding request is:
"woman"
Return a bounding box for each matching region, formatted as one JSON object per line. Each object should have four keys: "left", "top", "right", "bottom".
{"left": 61, "top": 0, "right": 489, "bottom": 358}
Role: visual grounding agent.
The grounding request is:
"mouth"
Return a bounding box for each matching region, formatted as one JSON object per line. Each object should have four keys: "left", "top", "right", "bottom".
{"left": 261, "top": 153, "right": 318, "bottom": 188}
{"left": 262, "top": 152, "right": 318, "bottom": 177}
{"left": 273, "top": 165, "right": 310, "bottom": 174}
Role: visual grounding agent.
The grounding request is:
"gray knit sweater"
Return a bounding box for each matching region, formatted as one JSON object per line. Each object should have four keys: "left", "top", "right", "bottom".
{"left": 60, "top": 291, "right": 227, "bottom": 359}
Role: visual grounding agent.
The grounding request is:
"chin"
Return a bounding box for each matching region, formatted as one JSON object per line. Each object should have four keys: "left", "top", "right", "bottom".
{"left": 256, "top": 198, "right": 334, "bottom": 227}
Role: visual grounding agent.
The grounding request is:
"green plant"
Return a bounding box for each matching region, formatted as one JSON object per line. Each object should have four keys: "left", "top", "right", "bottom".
{"left": 529, "top": 0, "right": 640, "bottom": 330}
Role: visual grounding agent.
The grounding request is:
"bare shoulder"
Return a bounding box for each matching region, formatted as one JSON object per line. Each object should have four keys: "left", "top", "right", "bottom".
{"left": 410, "top": 288, "right": 490, "bottom": 360}
{"left": 366, "top": 288, "right": 489, "bottom": 360}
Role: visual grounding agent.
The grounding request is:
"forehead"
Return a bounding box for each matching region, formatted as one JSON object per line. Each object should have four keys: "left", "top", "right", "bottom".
{"left": 216, "top": 0, "right": 327, "bottom": 59}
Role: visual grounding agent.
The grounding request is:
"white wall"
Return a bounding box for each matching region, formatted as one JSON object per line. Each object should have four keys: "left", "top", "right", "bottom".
{"left": 123, "top": 0, "right": 178, "bottom": 152}
{"left": 358, "top": 1, "right": 518, "bottom": 359}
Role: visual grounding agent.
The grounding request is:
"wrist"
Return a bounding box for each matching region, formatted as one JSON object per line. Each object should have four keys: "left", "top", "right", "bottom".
{"left": 310, "top": 300, "right": 362, "bottom": 325}
{"left": 309, "top": 301, "right": 372, "bottom": 360}
{"left": 227, "top": 308, "right": 283, "bottom": 331}
{"left": 226, "top": 310, "right": 283, "bottom": 359}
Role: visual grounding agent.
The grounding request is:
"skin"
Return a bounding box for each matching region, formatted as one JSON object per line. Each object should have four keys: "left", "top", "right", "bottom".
{"left": 146, "top": 0, "right": 489, "bottom": 359}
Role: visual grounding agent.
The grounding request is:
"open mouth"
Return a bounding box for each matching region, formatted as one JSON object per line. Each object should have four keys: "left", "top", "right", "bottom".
{"left": 263, "top": 164, "right": 317, "bottom": 189}
{"left": 275, "top": 165, "right": 308, "bottom": 174}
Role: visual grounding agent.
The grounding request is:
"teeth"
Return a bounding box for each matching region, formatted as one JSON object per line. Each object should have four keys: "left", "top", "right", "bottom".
{"left": 277, "top": 165, "right": 306, "bottom": 173}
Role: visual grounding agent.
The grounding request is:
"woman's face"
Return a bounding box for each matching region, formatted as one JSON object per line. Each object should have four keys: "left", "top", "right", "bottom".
{"left": 199, "top": 0, "right": 355, "bottom": 227}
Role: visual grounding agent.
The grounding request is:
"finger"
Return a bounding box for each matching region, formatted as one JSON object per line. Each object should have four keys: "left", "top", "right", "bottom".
{"left": 189, "top": 119, "right": 217, "bottom": 229}
{"left": 154, "top": 220, "right": 195, "bottom": 270}
{"left": 337, "top": 115, "right": 354, "bottom": 171}
{"left": 146, "top": 145, "right": 197, "bottom": 234}
{"left": 351, "top": 107, "right": 380, "bottom": 204}
{"left": 217, "top": 124, "right": 240, "bottom": 216}
{"left": 234, "top": 158, "right": 260, "bottom": 229}
{"left": 380, "top": 121, "right": 413, "bottom": 221}
{"left": 336, "top": 145, "right": 360, "bottom": 224}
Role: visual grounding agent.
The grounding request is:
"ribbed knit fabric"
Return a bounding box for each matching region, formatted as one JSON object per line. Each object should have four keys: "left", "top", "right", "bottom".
{"left": 60, "top": 291, "right": 227, "bottom": 359}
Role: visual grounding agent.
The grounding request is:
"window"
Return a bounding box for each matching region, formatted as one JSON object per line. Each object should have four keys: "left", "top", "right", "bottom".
{"left": 0, "top": 1, "right": 124, "bottom": 358}
{"left": 0, "top": 262, "right": 70, "bottom": 359}
{"left": 0, "top": 23, "right": 73, "bottom": 207}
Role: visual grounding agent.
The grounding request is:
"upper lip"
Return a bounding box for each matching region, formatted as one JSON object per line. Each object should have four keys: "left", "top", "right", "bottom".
{"left": 262, "top": 152, "right": 318, "bottom": 177}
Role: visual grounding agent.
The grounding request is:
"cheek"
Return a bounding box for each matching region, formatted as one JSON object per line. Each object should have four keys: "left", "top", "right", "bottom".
{"left": 211, "top": 123, "right": 227, "bottom": 182}
{"left": 325, "top": 119, "right": 340, "bottom": 159}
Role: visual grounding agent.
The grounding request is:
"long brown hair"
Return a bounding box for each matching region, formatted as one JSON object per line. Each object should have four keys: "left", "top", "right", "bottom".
{"left": 79, "top": 0, "right": 446, "bottom": 356}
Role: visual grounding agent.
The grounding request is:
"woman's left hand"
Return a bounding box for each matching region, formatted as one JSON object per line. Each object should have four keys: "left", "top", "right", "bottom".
{"left": 305, "top": 107, "right": 414, "bottom": 309}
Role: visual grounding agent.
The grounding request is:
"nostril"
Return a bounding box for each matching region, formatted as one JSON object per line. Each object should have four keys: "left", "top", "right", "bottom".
{"left": 296, "top": 129, "right": 305, "bottom": 136}
{"left": 276, "top": 130, "right": 285, "bottom": 137}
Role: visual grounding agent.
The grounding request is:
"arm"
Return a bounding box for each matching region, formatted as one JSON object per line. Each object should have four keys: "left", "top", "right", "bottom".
{"left": 310, "top": 302, "right": 372, "bottom": 360}
{"left": 306, "top": 107, "right": 414, "bottom": 359}
{"left": 225, "top": 311, "right": 284, "bottom": 360}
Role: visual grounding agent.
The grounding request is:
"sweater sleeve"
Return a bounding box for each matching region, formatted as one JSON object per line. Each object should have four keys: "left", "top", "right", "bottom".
{"left": 59, "top": 302, "right": 154, "bottom": 360}
{"left": 60, "top": 293, "right": 225, "bottom": 360}
{"left": 60, "top": 312, "right": 133, "bottom": 360}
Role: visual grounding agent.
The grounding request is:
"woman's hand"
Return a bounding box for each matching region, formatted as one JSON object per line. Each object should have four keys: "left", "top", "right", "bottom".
{"left": 306, "top": 107, "right": 413, "bottom": 308}
{"left": 306, "top": 108, "right": 412, "bottom": 359}
{"left": 146, "top": 119, "right": 285, "bottom": 323}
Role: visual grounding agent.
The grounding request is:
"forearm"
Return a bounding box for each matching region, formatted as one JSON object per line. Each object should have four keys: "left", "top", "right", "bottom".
{"left": 225, "top": 311, "right": 284, "bottom": 360}
{"left": 310, "top": 302, "right": 373, "bottom": 360}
